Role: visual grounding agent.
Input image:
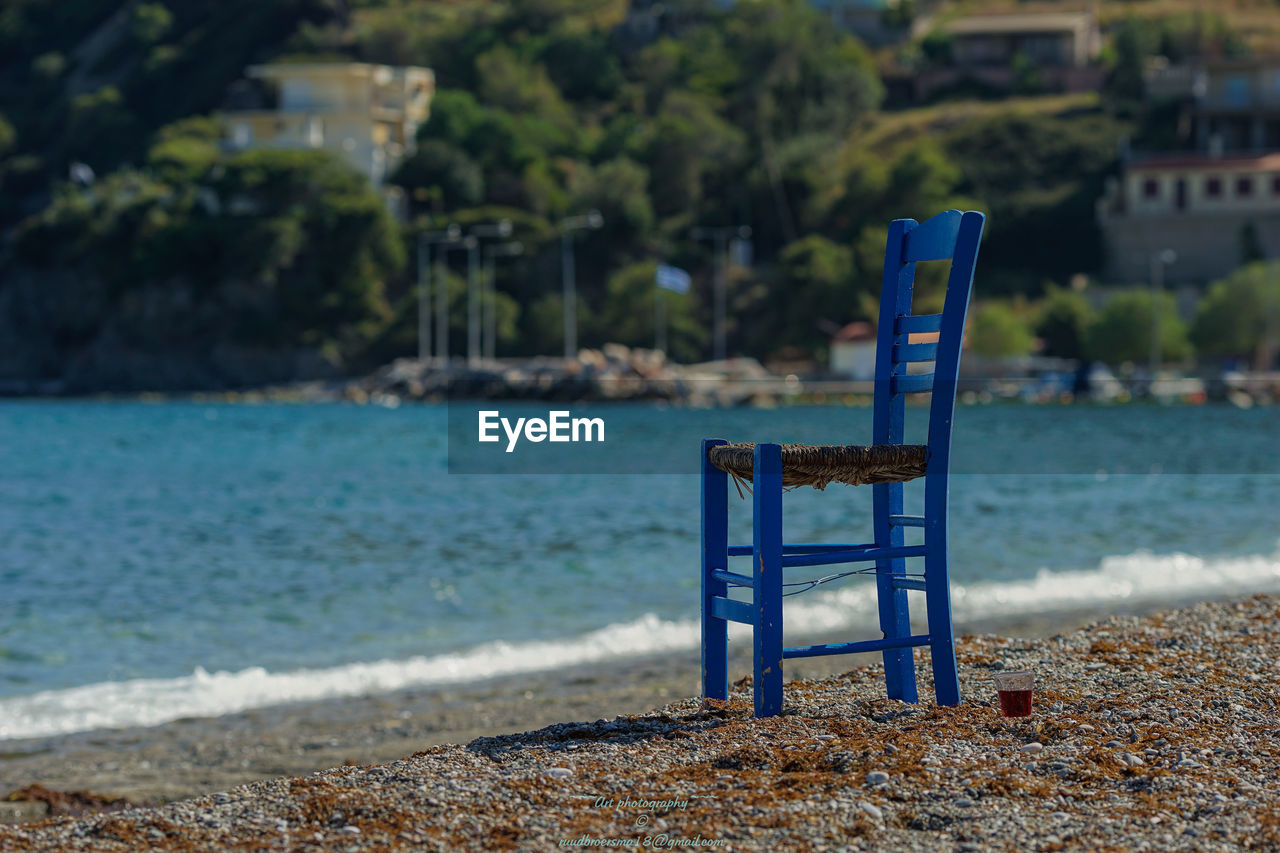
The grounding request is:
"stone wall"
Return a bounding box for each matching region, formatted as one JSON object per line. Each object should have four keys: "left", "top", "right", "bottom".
{"left": 1099, "top": 210, "right": 1280, "bottom": 283}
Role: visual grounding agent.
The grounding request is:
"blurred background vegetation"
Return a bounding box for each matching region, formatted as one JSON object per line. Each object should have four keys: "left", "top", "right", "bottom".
{"left": 0, "top": 0, "right": 1275, "bottom": 389}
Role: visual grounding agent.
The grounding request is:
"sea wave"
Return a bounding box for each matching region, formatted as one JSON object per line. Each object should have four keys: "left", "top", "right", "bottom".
{"left": 3, "top": 546, "right": 1278, "bottom": 741}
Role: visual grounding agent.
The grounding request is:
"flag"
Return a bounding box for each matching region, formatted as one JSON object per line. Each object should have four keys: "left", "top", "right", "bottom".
{"left": 655, "top": 263, "right": 692, "bottom": 294}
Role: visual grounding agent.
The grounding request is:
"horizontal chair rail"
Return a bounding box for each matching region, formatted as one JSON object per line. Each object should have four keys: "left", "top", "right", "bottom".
{"left": 711, "top": 569, "right": 753, "bottom": 587}
{"left": 710, "top": 596, "right": 754, "bottom": 625}
{"left": 894, "top": 313, "right": 942, "bottom": 334}
{"left": 783, "top": 634, "right": 932, "bottom": 660}
{"left": 781, "top": 544, "right": 927, "bottom": 568}
{"left": 727, "top": 543, "right": 872, "bottom": 557}
{"left": 888, "top": 515, "right": 926, "bottom": 527}
{"left": 891, "top": 374, "right": 935, "bottom": 394}
{"left": 892, "top": 342, "right": 938, "bottom": 362}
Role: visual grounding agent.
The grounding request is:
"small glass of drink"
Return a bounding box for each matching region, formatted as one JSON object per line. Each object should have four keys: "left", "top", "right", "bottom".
{"left": 992, "top": 670, "right": 1034, "bottom": 718}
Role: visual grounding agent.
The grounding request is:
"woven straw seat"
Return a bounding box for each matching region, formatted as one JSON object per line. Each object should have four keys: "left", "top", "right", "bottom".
{"left": 707, "top": 442, "right": 929, "bottom": 491}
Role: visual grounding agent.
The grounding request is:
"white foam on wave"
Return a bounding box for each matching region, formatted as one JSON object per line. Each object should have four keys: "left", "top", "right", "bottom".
{"left": 3, "top": 545, "right": 1279, "bottom": 741}
{"left": 0, "top": 614, "right": 700, "bottom": 741}
{"left": 778, "top": 545, "right": 1280, "bottom": 635}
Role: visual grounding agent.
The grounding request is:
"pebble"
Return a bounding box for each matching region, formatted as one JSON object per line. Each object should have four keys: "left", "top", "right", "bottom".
{"left": 1121, "top": 753, "right": 1145, "bottom": 767}
{"left": 955, "top": 798, "right": 975, "bottom": 808}
{"left": 545, "top": 767, "right": 574, "bottom": 780}
{"left": 1019, "top": 742, "right": 1044, "bottom": 754}
{"left": 865, "top": 771, "right": 890, "bottom": 785}
{"left": 857, "top": 801, "right": 883, "bottom": 821}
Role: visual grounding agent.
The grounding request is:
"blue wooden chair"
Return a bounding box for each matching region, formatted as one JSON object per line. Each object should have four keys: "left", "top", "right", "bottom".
{"left": 700, "top": 209, "right": 985, "bottom": 717}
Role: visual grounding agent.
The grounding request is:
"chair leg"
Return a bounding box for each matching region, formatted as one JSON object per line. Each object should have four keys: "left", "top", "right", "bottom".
{"left": 701, "top": 439, "right": 729, "bottom": 702}
{"left": 874, "top": 483, "right": 917, "bottom": 703}
{"left": 752, "top": 443, "right": 784, "bottom": 718}
{"left": 878, "top": 570, "right": 918, "bottom": 703}
{"left": 925, "top": 538, "right": 961, "bottom": 706}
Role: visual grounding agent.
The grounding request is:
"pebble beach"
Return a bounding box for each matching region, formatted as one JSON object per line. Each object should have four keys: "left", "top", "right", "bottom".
{"left": 3, "top": 594, "right": 1279, "bottom": 851}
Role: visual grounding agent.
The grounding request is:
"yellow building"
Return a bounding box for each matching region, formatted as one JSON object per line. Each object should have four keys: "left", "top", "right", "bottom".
{"left": 224, "top": 62, "right": 434, "bottom": 188}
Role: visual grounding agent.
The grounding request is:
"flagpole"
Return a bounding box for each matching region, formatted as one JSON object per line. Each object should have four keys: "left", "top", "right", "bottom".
{"left": 654, "top": 263, "right": 690, "bottom": 357}
{"left": 655, "top": 288, "right": 667, "bottom": 354}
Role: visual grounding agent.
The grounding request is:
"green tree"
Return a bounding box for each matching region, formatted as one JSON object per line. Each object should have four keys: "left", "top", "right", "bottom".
{"left": 1035, "top": 286, "right": 1094, "bottom": 360}
{"left": 1105, "top": 19, "right": 1149, "bottom": 105}
{"left": 393, "top": 141, "right": 486, "bottom": 210}
{"left": 568, "top": 157, "right": 653, "bottom": 245}
{"left": 759, "top": 234, "right": 855, "bottom": 352}
{"left": 945, "top": 111, "right": 1125, "bottom": 284}
{"left": 62, "top": 87, "right": 141, "bottom": 171}
{"left": 594, "top": 261, "right": 703, "bottom": 361}
{"left": 539, "top": 26, "right": 624, "bottom": 102}
{"left": 640, "top": 92, "right": 746, "bottom": 218}
{"left": 132, "top": 3, "right": 174, "bottom": 45}
{"left": 969, "top": 302, "right": 1035, "bottom": 359}
{"left": 0, "top": 113, "right": 14, "bottom": 159}
{"left": 884, "top": 139, "right": 963, "bottom": 221}
{"left": 475, "top": 46, "right": 576, "bottom": 137}
{"left": 1191, "top": 262, "right": 1280, "bottom": 363}
{"left": 15, "top": 148, "right": 402, "bottom": 359}
{"left": 920, "top": 30, "right": 953, "bottom": 67}
{"left": 1085, "top": 291, "right": 1192, "bottom": 365}
{"left": 147, "top": 116, "right": 223, "bottom": 184}
{"left": 212, "top": 149, "right": 404, "bottom": 346}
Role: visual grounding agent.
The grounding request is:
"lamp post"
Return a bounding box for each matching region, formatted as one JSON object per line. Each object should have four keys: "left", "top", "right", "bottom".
{"left": 465, "top": 220, "right": 513, "bottom": 367}
{"left": 1149, "top": 249, "right": 1176, "bottom": 381}
{"left": 692, "top": 225, "right": 752, "bottom": 362}
{"left": 417, "top": 224, "right": 460, "bottom": 365}
{"left": 483, "top": 241, "right": 524, "bottom": 360}
{"left": 559, "top": 210, "right": 603, "bottom": 359}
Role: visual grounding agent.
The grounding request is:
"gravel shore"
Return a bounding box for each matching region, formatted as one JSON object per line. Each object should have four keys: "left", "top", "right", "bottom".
{"left": 4, "top": 594, "right": 1279, "bottom": 851}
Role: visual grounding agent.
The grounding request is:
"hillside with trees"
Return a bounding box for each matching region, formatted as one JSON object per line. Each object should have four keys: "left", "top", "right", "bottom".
{"left": 0, "top": 0, "right": 1269, "bottom": 390}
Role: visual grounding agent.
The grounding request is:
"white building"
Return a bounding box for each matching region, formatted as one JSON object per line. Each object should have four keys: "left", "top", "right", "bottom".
{"left": 830, "top": 321, "right": 878, "bottom": 379}
{"left": 224, "top": 62, "right": 434, "bottom": 189}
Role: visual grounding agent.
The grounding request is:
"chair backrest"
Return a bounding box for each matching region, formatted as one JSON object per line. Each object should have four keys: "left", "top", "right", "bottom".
{"left": 871, "top": 210, "right": 985, "bottom": 468}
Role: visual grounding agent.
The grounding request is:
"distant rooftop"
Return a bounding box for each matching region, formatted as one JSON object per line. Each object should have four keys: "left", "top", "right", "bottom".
{"left": 833, "top": 321, "right": 875, "bottom": 343}
{"left": 246, "top": 62, "right": 433, "bottom": 82}
{"left": 1130, "top": 152, "right": 1280, "bottom": 171}
{"left": 944, "top": 11, "right": 1094, "bottom": 36}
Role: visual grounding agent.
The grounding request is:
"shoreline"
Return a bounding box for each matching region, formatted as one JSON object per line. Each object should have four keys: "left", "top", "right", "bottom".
{"left": 6, "top": 351, "right": 1277, "bottom": 407}
{"left": 0, "top": 596, "right": 1213, "bottom": 815}
{"left": 3, "top": 593, "right": 1279, "bottom": 850}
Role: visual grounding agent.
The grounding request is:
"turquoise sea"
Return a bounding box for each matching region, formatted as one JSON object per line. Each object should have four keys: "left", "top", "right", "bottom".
{"left": 1, "top": 400, "right": 1278, "bottom": 739}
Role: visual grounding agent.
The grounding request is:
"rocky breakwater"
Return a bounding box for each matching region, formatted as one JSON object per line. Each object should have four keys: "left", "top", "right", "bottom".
{"left": 344, "top": 344, "right": 789, "bottom": 406}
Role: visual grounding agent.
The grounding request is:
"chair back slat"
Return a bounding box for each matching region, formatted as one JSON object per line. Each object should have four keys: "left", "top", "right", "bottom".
{"left": 892, "top": 342, "right": 938, "bottom": 363}
{"left": 891, "top": 373, "right": 934, "bottom": 394}
{"left": 902, "top": 209, "right": 962, "bottom": 262}
{"left": 894, "top": 313, "right": 943, "bottom": 334}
